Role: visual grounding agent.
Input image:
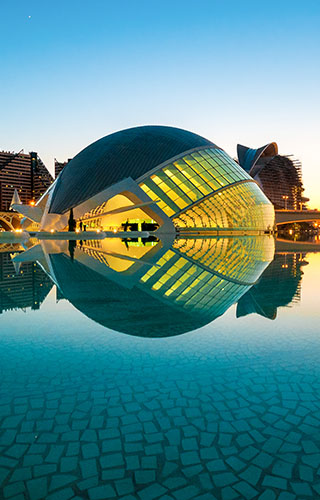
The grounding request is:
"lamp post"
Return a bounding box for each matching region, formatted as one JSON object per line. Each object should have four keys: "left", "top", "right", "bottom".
{"left": 282, "top": 195, "right": 289, "bottom": 210}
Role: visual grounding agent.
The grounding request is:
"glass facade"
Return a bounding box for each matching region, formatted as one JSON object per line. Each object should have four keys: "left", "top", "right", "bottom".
{"left": 65, "top": 235, "right": 273, "bottom": 322}
{"left": 140, "top": 236, "right": 273, "bottom": 317}
{"left": 173, "top": 182, "right": 275, "bottom": 231}
{"left": 173, "top": 236, "right": 274, "bottom": 284}
{"left": 139, "top": 147, "right": 273, "bottom": 230}
{"left": 140, "top": 249, "right": 249, "bottom": 317}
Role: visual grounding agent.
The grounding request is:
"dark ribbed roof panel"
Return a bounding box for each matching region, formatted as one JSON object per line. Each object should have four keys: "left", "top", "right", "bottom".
{"left": 50, "top": 126, "right": 214, "bottom": 214}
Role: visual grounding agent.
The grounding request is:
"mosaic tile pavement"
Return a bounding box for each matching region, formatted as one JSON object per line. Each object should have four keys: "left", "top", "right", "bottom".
{"left": 1, "top": 323, "right": 320, "bottom": 500}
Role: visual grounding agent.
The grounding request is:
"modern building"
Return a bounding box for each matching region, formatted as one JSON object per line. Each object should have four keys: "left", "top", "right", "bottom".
{"left": 0, "top": 150, "right": 53, "bottom": 211}
{"left": 54, "top": 158, "right": 71, "bottom": 179}
{"left": 13, "top": 126, "right": 274, "bottom": 234}
{"left": 237, "top": 142, "right": 309, "bottom": 210}
{"left": 236, "top": 253, "right": 307, "bottom": 319}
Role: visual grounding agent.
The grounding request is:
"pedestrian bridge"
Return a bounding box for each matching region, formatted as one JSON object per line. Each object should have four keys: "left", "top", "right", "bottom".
{"left": 275, "top": 210, "right": 320, "bottom": 226}
{"left": 276, "top": 238, "right": 320, "bottom": 253}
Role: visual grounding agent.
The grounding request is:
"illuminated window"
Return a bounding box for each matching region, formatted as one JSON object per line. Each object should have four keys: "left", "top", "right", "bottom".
{"left": 138, "top": 147, "right": 272, "bottom": 230}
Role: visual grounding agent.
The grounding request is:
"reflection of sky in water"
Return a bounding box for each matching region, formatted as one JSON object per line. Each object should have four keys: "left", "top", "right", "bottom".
{"left": 0, "top": 242, "right": 320, "bottom": 499}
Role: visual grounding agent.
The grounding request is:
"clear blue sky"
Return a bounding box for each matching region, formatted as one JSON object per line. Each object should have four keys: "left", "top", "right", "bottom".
{"left": 1, "top": 0, "right": 320, "bottom": 207}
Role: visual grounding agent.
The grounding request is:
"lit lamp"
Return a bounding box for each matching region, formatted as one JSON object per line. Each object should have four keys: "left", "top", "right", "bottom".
{"left": 282, "top": 195, "right": 289, "bottom": 210}
{"left": 29, "top": 200, "right": 35, "bottom": 206}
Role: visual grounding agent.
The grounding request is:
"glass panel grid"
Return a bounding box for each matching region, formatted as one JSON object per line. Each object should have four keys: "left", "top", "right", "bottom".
{"left": 139, "top": 147, "right": 254, "bottom": 222}
{"left": 139, "top": 234, "right": 273, "bottom": 318}
{"left": 173, "top": 236, "right": 273, "bottom": 283}
{"left": 173, "top": 182, "right": 274, "bottom": 231}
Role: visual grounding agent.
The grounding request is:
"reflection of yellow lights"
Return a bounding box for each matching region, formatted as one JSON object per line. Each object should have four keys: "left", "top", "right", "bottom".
{"left": 289, "top": 229, "right": 293, "bottom": 235}
{"left": 76, "top": 229, "right": 80, "bottom": 233}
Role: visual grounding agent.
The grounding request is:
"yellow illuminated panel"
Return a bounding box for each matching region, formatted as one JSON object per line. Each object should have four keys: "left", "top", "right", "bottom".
{"left": 138, "top": 147, "right": 273, "bottom": 229}
{"left": 150, "top": 175, "right": 188, "bottom": 210}
{"left": 173, "top": 236, "right": 274, "bottom": 284}
{"left": 173, "top": 182, "right": 274, "bottom": 231}
{"left": 163, "top": 167, "right": 200, "bottom": 201}
{"left": 152, "top": 257, "right": 188, "bottom": 290}
{"left": 140, "top": 183, "right": 175, "bottom": 216}
{"left": 141, "top": 251, "right": 245, "bottom": 316}
{"left": 138, "top": 233, "right": 273, "bottom": 319}
{"left": 140, "top": 249, "right": 175, "bottom": 283}
{"left": 188, "top": 162, "right": 222, "bottom": 191}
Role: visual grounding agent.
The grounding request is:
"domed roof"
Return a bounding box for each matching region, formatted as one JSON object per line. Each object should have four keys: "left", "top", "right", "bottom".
{"left": 50, "top": 125, "right": 214, "bottom": 214}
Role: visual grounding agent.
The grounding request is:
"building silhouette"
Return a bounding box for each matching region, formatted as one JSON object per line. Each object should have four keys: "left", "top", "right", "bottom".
{"left": 237, "top": 142, "right": 309, "bottom": 210}
{"left": 54, "top": 158, "right": 71, "bottom": 179}
{"left": 0, "top": 150, "right": 53, "bottom": 211}
{"left": 236, "top": 253, "right": 307, "bottom": 319}
{"left": 0, "top": 251, "right": 53, "bottom": 313}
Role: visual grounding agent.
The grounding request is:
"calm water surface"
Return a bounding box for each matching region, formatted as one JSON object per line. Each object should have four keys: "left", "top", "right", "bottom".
{"left": 0, "top": 237, "right": 320, "bottom": 500}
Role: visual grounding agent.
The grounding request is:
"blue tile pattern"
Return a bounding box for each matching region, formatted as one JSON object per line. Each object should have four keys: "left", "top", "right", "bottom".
{"left": 0, "top": 247, "right": 320, "bottom": 499}
{"left": 1, "top": 313, "right": 320, "bottom": 499}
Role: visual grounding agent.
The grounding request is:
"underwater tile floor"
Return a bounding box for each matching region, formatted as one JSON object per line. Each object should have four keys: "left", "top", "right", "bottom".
{"left": 1, "top": 311, "right": 320, "bottom": 500}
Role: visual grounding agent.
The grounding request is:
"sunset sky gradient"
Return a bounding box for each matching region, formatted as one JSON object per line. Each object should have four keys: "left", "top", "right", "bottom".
{"left": 1, "top": 0, "right": 319, "bottom": 207}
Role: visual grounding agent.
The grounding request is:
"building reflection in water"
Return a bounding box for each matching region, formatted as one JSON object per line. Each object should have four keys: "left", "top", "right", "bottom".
{"left": 2, "top": 237, "right": 311, "bottom": 334}
{"left": 0, "top": 244, "right": 53, "bottom": 314}
{"left": 236, "top": 253, "right": 308, "bottom": 320}
{"left": 10, "top": 235, "right": 273, "bottom": 337}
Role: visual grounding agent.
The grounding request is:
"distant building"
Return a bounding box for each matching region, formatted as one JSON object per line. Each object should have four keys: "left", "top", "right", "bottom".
{"left": 54, "top": 158, "right": 72, "bottom": 179}
{"left": 0, "top": 150, "right": 53, "bottom": 211}
{"left": 237, "top": 253, "right": 307, "bottom": 320}
{"left": 237, "top": 142, "right": 309, "bottom": 210}
{"left": 0, "top": 252, "right": 53, "bottom": 313}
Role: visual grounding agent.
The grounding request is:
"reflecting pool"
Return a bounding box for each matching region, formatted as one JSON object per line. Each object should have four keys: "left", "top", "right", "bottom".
{"left": 0, "top": 236, "right": 320, "bottom": 500}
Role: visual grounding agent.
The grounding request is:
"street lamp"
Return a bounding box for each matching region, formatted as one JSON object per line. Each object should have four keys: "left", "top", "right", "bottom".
{"left": 282, "top": 195, "right": 289, "bottom": 210}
